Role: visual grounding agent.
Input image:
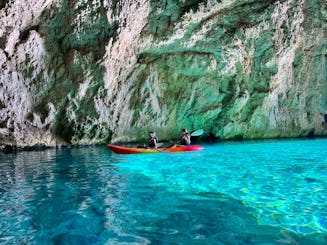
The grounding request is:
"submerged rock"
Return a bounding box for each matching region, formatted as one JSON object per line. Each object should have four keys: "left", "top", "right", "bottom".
{"left": 0, "top": 0, "right": 326, "bottom": 146}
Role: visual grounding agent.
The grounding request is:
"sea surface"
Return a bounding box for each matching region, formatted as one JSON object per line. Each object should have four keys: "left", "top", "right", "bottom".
{"left": 0, "top": 139, "right": 327, "bottom": 244}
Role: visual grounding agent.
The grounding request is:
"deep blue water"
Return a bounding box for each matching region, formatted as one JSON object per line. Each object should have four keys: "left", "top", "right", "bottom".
{"left": 0, "top": 139, "right": 327, "bottom": 244}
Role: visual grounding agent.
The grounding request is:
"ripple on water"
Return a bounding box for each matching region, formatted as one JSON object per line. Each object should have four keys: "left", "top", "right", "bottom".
{"left": 0, "top": 140, "right": 327, "bottom": 243}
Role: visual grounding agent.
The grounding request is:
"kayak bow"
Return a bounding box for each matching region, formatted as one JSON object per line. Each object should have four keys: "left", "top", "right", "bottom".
{"left": 108, "top": 144, "right": 204, "bottom": 154}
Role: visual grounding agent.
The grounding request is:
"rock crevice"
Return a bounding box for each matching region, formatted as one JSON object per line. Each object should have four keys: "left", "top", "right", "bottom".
{"left": 0, "top": 0, "right": 326, "bottom": 146}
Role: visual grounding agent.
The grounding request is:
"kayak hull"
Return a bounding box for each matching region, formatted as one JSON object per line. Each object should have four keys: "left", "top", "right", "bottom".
{"left": 108, "top": 144, "right": 204, "bottom": 154}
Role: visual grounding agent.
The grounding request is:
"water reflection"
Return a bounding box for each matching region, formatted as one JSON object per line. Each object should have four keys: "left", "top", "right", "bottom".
{"left": 0, "top": 146, "right": 125, "bottom": 244}
{"left": 0, "top": 140, "right": 327, "bottom": 244}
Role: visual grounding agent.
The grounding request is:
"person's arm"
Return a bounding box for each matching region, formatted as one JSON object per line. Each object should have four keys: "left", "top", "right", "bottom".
{"left": 179, "top": 135, "right": 183, "bottom": 144}
{"left": 154, "top": 138, "right": 158, "bottom": 149}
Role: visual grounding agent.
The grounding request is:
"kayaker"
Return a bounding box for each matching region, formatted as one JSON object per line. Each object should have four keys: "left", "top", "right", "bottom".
{"left": 148, "top": 131, "right": 158, "bottom": 149}
{"left": 179, "top": 128, "right": 191, "bottom": 146}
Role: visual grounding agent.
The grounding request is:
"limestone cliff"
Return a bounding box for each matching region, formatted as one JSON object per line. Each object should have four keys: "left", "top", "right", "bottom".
{"left": 0, "top": 0, "right": 326, "bottom": 146}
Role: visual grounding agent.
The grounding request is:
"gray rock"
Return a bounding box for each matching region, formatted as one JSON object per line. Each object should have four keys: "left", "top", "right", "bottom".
{"left": 0, "top": 0, "right": 326, "bottom": 146}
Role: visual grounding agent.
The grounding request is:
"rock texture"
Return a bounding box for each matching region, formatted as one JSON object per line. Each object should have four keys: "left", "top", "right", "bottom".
{"left": 0, "top": 0, "right": 326, "bottom": 146}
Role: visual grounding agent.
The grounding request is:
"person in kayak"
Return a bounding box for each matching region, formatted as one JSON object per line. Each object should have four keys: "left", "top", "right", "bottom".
{"left": 179, "top": 128, "right": 191, "bottom": 146}
{"left": 148, "top": 131, "right": 158, "bottom": 149}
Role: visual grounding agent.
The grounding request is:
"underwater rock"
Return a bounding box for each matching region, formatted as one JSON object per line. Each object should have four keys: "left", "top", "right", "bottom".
{"left": 0, "top": 0, "right": 326, "bottom": 146}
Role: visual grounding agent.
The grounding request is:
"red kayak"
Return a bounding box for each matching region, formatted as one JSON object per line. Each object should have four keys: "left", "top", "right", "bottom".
{"left": 108, "top": 144, "right": 204, "bottom": 154}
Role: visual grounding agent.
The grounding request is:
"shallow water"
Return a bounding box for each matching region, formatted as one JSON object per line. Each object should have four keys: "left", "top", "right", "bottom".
{"left": 0, "top": 139, "right": 327, "bottom": 244}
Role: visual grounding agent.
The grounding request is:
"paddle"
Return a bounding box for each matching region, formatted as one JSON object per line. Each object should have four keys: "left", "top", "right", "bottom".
{"left": 164, "top": 129, "right": 204, "bottom": 148}
{"left": 190, "top": 129, "right": 204, "bottom": 137}
{"left": 142, "top": 129, "right": 205, "bottom": 149}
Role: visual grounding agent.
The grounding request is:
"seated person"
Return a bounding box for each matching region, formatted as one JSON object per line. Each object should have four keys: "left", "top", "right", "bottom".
{"left": 148, "top": 131, "right": 158, "bottom": 149}
{"left": 180, "top": 128, "right": 191, "bottom": 146}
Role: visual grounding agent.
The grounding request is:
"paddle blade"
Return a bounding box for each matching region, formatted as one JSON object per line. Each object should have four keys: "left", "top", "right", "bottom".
{"left": 191, "top": 129, "right": 204, "bottom": 137}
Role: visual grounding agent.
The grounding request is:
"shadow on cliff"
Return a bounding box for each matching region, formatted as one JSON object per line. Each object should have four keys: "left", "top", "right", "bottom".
{"left": 36, "top": 0, "right": 118, "bottom": 143}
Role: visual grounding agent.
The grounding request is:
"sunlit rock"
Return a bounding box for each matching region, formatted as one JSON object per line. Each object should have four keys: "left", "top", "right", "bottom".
{"left": 0, "top": 0, "right": 326, "bottom": 146}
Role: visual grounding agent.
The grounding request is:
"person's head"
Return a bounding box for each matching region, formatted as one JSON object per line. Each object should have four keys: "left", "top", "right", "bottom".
{"left": 182, "top": 128, "right": 188, "bottom": 135}
{"left": 149, "top": 131, "right": 156, "bottom": 137}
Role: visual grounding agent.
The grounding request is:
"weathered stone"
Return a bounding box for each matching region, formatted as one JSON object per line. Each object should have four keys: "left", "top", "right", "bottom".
{"left": 0, "top": 0, "right": 326, "bottom": 146}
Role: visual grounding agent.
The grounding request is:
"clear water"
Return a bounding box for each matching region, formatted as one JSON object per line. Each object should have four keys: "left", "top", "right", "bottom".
{"left": 0, "top": 139, "right": 327, "bottom": 244}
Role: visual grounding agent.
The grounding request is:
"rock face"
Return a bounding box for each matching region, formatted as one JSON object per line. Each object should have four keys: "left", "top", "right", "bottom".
{"left": 0, "top": 0, "right": 326, "bottom": 146}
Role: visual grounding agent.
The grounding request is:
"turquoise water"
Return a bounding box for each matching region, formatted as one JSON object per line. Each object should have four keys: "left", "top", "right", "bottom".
{"left": 0, "top": 139, "right": 327, "bottom": 244}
